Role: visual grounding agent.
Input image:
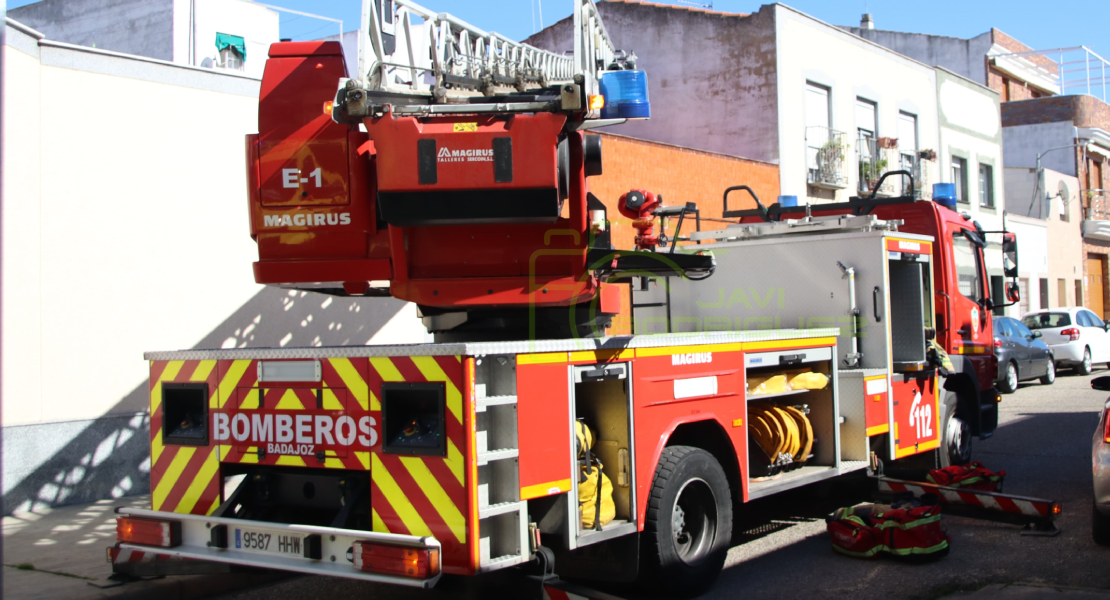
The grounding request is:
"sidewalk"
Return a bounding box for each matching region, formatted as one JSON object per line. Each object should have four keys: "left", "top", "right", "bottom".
{"left": 2, "top": 495, "right": 283, "bottom": 600}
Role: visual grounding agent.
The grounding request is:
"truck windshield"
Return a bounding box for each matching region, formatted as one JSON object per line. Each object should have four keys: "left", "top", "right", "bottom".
{"left": 1022, "top": 313, "right": 1071, "bottom": 329}
{"left": 951, "top": 232, "right": 982, "bottom": 301}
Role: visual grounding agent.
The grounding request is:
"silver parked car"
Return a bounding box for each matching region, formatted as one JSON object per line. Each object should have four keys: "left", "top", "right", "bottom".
{"left": 1023, "top": 307, "right": 1110, "bottom": 375}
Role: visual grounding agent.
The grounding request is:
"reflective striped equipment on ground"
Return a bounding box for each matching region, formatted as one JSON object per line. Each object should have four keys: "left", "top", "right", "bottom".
{"left": 926, "top": 461, "right": 1005, "bottom": 492}
{"left": 826, "top": 503, "right": 950, "bottom": 561}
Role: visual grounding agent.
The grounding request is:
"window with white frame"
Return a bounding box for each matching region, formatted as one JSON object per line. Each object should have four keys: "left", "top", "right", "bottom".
{"left": 978, "top": 163, "right": 994, "bottom": 208}
{"left": 952, "top": 157, "right": 968, "bottom": 203}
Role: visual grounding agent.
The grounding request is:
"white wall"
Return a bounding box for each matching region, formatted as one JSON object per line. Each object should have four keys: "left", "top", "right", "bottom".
{"left": 1002, "top": 122, "right": 1078, "bottom": 174}
{"left": 775, "top": 6, "right": 939, "bottom": 202}
{"left": 1006, "top": 215, "right": 1049, "bottom": 315}
{"left": 185, "top": 0, "right": 279, "bottom": 79}
{"left": 2, "top": 23, "right": 429, "bottom": 511}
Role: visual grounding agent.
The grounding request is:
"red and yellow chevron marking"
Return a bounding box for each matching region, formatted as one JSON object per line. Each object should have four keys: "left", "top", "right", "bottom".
{"left": 149, "top": 360, "right": 222, "bottom": 516}
{"left": 215, "top": 358, "right": 372, "bottom": 471}
{"left": 366, "top": 355, "right": 471, "bottom": 573}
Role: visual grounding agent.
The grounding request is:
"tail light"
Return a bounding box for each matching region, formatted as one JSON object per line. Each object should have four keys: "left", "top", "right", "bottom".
{"left": 353, "top": 541, "right": 440, "bottom": 579}
{"left": 116, "top": 517, "right": 181, "bottom": 548}
{"left": 993, "top": 338, "right": 1002, "bottom": 353}
{"left": 1104, "top": 407, "right": 1110, "bottom": 443}
{"left": 1062, "top": 328, "right": 1081, "bottom": 341}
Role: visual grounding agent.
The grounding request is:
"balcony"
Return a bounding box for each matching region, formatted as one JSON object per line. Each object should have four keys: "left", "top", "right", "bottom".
{"left": 857, "top": 136, "right": 899, "bottom": 197}
{"left": 806, "top": 127, "right": 849, "bottom": 190}
{"left": 1083, "top": 189, "right": 1110, "bottom": 241}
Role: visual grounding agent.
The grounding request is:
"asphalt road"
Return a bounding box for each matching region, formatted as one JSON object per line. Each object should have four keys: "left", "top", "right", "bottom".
{"left": 215, "top": 367, "right": 1110, "bottom": 600}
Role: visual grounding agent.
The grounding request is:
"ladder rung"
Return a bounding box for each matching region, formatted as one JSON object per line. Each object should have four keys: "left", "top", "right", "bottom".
{"left": 479, "top": 501, "right": 523, "bottom": 520}
{"left": 477, "top": 448, "right": 519, "bottom": 466}
{"left": 476, "top": 395, "right": 517, "bottom": 412}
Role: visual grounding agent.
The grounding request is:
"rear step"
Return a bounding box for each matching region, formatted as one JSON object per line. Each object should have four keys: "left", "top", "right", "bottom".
{"left": 114, "top": 507, "right": 443, "bottom": 586}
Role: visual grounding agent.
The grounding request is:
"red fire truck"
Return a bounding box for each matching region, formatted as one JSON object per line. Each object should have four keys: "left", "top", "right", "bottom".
{"left": 110, "top": 0, "right": 1018, "bottom": 596}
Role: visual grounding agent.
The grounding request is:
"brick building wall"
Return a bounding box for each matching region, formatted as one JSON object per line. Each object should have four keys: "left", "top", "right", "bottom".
{"left": 589, "top": 133, "right": 780, "bottom": 333}
{"left": 988, "top": 29, "right": 1057, "bottom": 101}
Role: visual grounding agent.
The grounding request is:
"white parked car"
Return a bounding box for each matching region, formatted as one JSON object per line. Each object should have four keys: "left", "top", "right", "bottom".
{"left": 1022, "top": 307, "right": 1110, "bottom": 375}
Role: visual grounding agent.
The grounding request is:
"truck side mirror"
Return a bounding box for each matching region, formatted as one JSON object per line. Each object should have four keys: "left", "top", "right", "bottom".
{"left": 1007, "top": 282, "right": 1020, "bottom": 303}
{"left": 1003, "top": 233, "right": 1018, "bottom": 278}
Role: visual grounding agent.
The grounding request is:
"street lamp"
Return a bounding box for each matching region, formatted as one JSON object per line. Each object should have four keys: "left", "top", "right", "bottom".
{"left": 1029, "top": 140, "right": 1092, "bottom": 216}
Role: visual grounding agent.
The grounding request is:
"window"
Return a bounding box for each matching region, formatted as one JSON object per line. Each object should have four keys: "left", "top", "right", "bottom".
{"left": 381, "top": 383, "right": 447, "bottom": 456}
{"left": 1058, "top": 279, "right": 1068, "bottom": 308}
{"left": 1013, "top": 320, "right": 1034, "bottom": 339}
{"left": 1077, "top": 280, "right": 1084, "bottom": 307}
{"left": 1001, "top": 76, "right": 1011, "bottom": 102}
{"left": 1085, "top": 310, "right": 1106, "bottom": 329}
{"left": 1023, "top": 312, "right": 1071, "bottom": 329}
{"left": 898, "top": 112, "right": 918, "bottom": 195}
{"left": 952, "top": 232, "right": 982, "bottom": 300}
{"left": 216, "top": 32, "right": 246, "bottom": 71}
{"left": 978, "top": 164, "right": 994, "bottom": 208}
{"left": 1077, "top": 311, "right": 1093, "bottom": 327}
{"left": 162, "top": 383, "right": 209, "bottom": 446}
{"left": 952, "top": 157, "right": 968, "bottom": 203}
{"left": 995, "top": 318, "right": 1013, "bottom": 337}
{"left": 1039, "top": 278, "right": 1049, "bottom": 310}
{"left": 806, "top": 83, "right": 831, "bottom": 130}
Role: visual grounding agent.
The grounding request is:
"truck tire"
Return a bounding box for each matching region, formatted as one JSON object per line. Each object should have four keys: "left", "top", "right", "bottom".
{"left": 639, "top": 446, "right": 732, "bottom": 598}
{"left": 998, "top": 361, "right": 1018, "bottom": 394}
{"left": 1094, "top": 502, "right": 1110, "bottom": 546}
{"left": 940, "top": 393, "right": 972, "bottom": 467}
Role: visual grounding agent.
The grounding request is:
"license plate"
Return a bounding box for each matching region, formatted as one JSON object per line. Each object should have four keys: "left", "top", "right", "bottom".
{"left": 234, "top": 527, "right": 304, "bottom": 557}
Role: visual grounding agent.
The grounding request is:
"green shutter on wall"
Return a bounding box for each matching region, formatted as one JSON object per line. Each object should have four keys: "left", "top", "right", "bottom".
{"left": 215, "top": 32, "right": 246, "bottom": 60}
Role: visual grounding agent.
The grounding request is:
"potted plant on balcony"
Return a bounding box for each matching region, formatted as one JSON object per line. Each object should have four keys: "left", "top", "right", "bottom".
{"left": 816, "top": 139, "right": 847, "bottom": 185}
{"left": 918, "top": 148, "right": 937, "bottom": 161}
{"left": 877, "top": 137, "right": 899, "bottom": 150}
{"left": 860, "top": 158, "right": 889, "bottom": 192}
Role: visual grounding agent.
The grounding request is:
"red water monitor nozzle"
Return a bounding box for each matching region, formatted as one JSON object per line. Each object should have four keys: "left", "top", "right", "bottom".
{"left": 618, "top": 189, "right": 662, "bottom": 250}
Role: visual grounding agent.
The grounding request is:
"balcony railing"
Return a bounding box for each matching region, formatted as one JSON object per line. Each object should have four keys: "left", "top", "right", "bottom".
{"left": 990, "top": 46, "right": 1108, "bottom": 101}
{"left": 1085, "top": 189, "right": 1110, "bottom": 220}
{"left": 857, "top": 136, "right": 900, "bottom": 197}
{"left": 806, "top": 127, "right": 849, "bottom": 190}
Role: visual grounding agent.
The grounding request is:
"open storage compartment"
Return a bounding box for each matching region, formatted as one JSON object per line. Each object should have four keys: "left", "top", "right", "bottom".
{"left": 744, "top": 346, "right": 840, "bottom": 499}
{"left": 568, "top": 362, "right": 637, "bottom": 548}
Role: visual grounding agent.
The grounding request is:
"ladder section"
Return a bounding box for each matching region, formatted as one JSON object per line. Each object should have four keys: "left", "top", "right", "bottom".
{"left": 473, "top": 354, "right": 528, "bottom": 571}
{"left": 360, "top": 0, "right": 614, "bottom": 110}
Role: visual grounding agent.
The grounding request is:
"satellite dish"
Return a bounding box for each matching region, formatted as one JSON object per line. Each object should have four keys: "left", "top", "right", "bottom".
{"left": 1056, "top": 180, "right": 1071, "bottom": 218}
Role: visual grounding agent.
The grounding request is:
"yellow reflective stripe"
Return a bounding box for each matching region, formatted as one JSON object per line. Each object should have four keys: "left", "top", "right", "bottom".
{"left": 521, "top": 479, "right": 572, "bottom": 500}
{"left": 331, "top": 357, "right": 372, "bottom": 410}
{"left": 411, "top": 356, "right": 462, "bottom": 424}
{"left": 150, "top": 360, "right": 185, "bottom": 417}
{"left": 355, "top": 451, "right": 370, "bottom": 470}
{"left": 275, "top": 455, "right": 306, "bottom": 466}
{"left": 190, "top": 360, "right": 216, "bottom": 382}
{"left": 239, "top": 390, "right": 260, "bottom": 409}
{"left": 218, "top": 360, "right": 251, "bottom": 409}
{"left": 321, "top": 387, "right": 343, "bottom": 410}
{"left": 370, "top": 357, "right": 405, "bottom": 381}
{"left": 445, "top": 440, "right": 464, "bottom": 486}
{"left": 207, "top": 496, "right": 221, "bottom": 516}
{"left": 153, "top": 446, "right": 196, "bottom": 510}
{"left": 176, "top": 451, "right": 219, "bottom": 515}
{"left": 372, "top": 453, "right": 432, "bottom": 536}
{"left": 400, "top": 456, "right": 465, "bottom": 543}
{"left": 274, "top": 389, "right": 305, "bottom": 410}
{"left": 517, "top": 353, "right": 567, "bottom": 365}
{"left": 866, "top": 424, "right": 890, "bottom": 436}
{"left": 372, "top": 509, "right": 389, "bottom": 533}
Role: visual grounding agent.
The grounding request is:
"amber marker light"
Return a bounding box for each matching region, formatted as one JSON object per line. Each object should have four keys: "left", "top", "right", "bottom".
{"left": 323, "top": 101, "right": 334, "bottom": 116}
{"left": 588, "top": 94, "right": 605, "bottom": 110}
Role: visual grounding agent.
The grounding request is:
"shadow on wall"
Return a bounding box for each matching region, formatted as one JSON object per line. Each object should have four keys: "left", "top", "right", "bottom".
{"left": 3, "top": 286, "right": 415, "bottom": 514}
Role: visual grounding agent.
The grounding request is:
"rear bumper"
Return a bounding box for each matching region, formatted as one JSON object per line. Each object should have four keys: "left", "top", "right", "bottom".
{"left": 114, "top": 507, "right": 442, "bottom": 588}
{"left": 1050, "top": 341, "right": 1085, "bottom": 364}
{"left": 1094, "top": 441, "right": 1110, "bottom": 513}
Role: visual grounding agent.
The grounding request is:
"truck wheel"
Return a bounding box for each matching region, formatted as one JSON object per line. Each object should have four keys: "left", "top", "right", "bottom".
{"left": 1039, "top": 360, "right": 1056, "bottom": 385}
{"left": 639, "top": 446, "right": 732, "bottom": 598}
{"left": 1079, "top": 347, "right": 1093, "bottom": 375}
{"left": 998, "top": 361, "right": 1018, "bottom": 394}
{"left": 940, "top": 394, "right": 971, "bottom": 467}
{"left": 1094, "top": 502, "right": 1110, "bottom": 546}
